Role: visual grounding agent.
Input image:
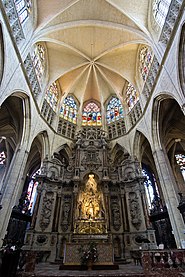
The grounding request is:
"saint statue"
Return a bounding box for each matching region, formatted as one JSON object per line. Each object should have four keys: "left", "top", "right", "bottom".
{"left": 86, "top": 174, "right": 97, "bottom": 192}
{"left": 75, "top": 174, "right": 107, "bottom": 233}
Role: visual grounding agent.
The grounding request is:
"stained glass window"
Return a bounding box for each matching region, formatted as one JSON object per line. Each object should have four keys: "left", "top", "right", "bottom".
{"left": 82, "top": 102, "right": 101, "bottom": 126}
{"left": 0, "top": 151, "right": 6, "bottom": 165}
{"left": 60, "top": 96, "right": 77, "bottom": 124}
{"left": 142, "top": 167, "right": 160, "bottom": 211}
{"left": 175, "top": 154, "right": 185, "bottom": 181}
{"left": 26, "top": 170, "right": 40, "bottom": 214}
{"left": 126, "top": 83, "right": 139, "bottom": 111}
{"left": 139, "top": 46, "right": 153, "bottom": 82}
{"left": 153, "top": 0, "right": 172, "bottom": 27}
{"left": 14, "top": 0, "right": 32, "bottom": 24}
{"left": 106, "top": 97, "right": 124, "bottom": 124}
{"left": 18, "top": 169, "right": 40, "bottom": 215}
{"left": 45, "top": 82, "right": 59, "bottom": 112}
{"left": 32, "top": 44, "right": 45, "bottom": 81}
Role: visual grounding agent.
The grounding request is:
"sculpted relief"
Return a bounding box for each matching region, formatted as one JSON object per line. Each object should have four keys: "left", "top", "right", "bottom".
{"left": 39, "top": 192, "right": 54, "bottom": 231}
{"left": 129, "top": 192, "right": 142, "bottom": 230}
{"left": 111, "top": 196, "right": 121, "bottom": 231}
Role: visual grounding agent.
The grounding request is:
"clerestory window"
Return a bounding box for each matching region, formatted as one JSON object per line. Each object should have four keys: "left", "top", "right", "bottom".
{"left": 125, "top": 83, "right": 139, "bottom": 111}
{"left": 153, "top": 0, "right": 172, "bottom": 27}
{"left": 45, "top": 82, "right": 59, "bottom": 112}
{"left": 60, "top": 95, "right": 78, "bottom": 124}
{"left": 106, "top": 97, "right": 124, "bottom": 124}
{"left": 175, "top": 154, "right": 185, "bottom": 181}
{"left": 82, "top": 101, "right": 101, "bottom": 126}
{"left": 32, "top": 44, "right": 46, "bottom": 82}
{"left": 14, "top": 0, "right": 32, "bottom": 24}
{"left": 139, "top": 46, "right": 153, "bottom": 82}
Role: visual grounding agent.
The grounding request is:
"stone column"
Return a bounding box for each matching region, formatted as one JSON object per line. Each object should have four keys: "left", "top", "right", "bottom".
{"left": 153, "top": 148, "right": 185, "bottom": 248}
{"left": 120, "top": 185, "right": 128, "bottom": 231}
{"left": 0, "top": 147, "right": 29, "bottom": 246}
{"left": 72, "top": 180, "right": 79, "bottom": 232}
{"left": 102, "top": 181, "right": 110, "bottom": 231}
{"left": 53, "top": 188, "right": 62, "bottom": 232}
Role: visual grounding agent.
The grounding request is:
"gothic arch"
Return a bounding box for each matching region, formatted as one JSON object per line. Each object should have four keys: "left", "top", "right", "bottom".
{"left": 178, "top": 22, "right": 185, "bottom": 95}
{"left": 2, "top": 131, "right": 47, "bottom": 249}
{"left": 24, "top": 132, "right": 49, "bottom": 177}
{"left": 152, "top": 94, "right": 174, "bottom": 150}
{"left": 15, "top": 132, "right": 46, "bottom": 214}
{"left": 152, "top": 95, "right": 185, "bottom": 194}
{"left": 152, "top": 94, "right": 185, "bottom": 150}
{"left": 133, "top": 130, "right": 142, "bottom": 161}
{"left": 0, "top": 93, "right": 31, "bottom": 185}
{"left": 133, "top": 130, "right": 156, "bottom": 173}
{"left": 54, "top": 143, "right": 72, "bottom": 165}
{"left": 111, "top": 143, "right": 130, "bottom": 166}
{"left": 11, "top": 91, "right": 31, "bottom": 147}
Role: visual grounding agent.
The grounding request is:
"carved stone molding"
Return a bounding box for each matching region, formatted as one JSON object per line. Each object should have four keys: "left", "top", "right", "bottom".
{"left": 39, "top": 192, "right": 54, "bottom": 231}
{"left": 61, "top": 195, "right": 72, "bottom": 232}
{"left": 111, "top": 196, "right": 121, "bottom": 231}
{"left": 129, "top": 192, "right": 142, "bottom": 230}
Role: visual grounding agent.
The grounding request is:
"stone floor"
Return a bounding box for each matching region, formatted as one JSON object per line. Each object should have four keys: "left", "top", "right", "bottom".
{"left": 25, "top": 262, "right": 144, "bottom": 277}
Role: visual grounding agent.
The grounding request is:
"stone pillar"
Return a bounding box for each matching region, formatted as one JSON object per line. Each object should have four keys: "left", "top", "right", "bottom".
{"left": 0, "top": 147, "right": 29, "bottom": 246}
{"left": 53, "top": 189, "right": 62, "bottom": 232}
{"left": 72, "top": 180, "right": 79, "bottom": 232}
{"left": 120, "top": 185, "right": 128, "bottom": 231}
{"left": 153, "top": 148, "right": 185, "bottom": 248}
{"left": 103, "top": 181, "right": 110, "bottom": 231}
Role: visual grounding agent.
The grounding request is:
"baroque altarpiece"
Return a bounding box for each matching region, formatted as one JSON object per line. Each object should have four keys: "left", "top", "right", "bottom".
{"left": 24, "top": 127, "right": 156, "bottom": 262}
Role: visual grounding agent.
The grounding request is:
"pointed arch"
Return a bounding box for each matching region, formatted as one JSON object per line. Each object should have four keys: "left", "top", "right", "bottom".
{"left": 0, "top": 93, "right": 31, "bottom": 183}
{"left": 152, "top": 94, "right": 185, "bottom": 194}
{"left": 52, "top": 143, "right": 72, "bottom": 166}
{"left": 111, "top": 143, "right": 130, "bottom": 165}
{"left": 152, "top": 93, "right": 178, "bottom": 150}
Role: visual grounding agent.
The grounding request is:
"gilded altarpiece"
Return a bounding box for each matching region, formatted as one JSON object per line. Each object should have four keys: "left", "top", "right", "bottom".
{"left": 24, "top": 127, "right": 156, "bottom": 263}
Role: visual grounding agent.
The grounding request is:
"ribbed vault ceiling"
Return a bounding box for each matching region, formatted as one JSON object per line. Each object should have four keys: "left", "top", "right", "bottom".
{"left": 34, "top": 0, "right": 152, "bottom": 105}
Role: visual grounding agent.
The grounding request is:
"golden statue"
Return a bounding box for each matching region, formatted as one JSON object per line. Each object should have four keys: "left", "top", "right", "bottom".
{"left": 77, "top": 175, "right": 104, "bottom": 220}
{"left": 75, "top": 174, "right": 107, "bottom": 234}
{"left": 85, "top": 174, "right": 97, "bottom": 192}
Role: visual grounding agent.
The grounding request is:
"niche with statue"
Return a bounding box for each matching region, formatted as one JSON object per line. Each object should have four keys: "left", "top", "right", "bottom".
{"left": 74, "top": 174, "right": 107, "bottom": 234}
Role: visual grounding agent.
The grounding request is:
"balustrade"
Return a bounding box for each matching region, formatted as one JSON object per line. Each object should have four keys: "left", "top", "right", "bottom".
{"left": 142, "top": 250, "right": 185, "bottom": 276}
